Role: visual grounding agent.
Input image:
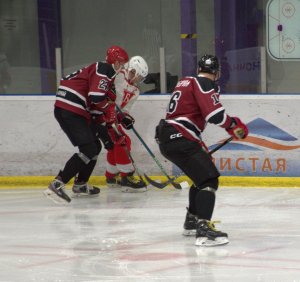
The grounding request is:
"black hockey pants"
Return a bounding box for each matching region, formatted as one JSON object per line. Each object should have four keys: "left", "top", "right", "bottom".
{"left": 156, "top": 119, "right": 220, "bottom": 187}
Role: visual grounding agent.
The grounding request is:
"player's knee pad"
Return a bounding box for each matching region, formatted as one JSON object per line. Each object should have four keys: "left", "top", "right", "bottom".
{"left": 196, "top": 178, "right": 219, "bottom": 193}
{"left": 78, "top": 142, "right": 99, "bottom": 164}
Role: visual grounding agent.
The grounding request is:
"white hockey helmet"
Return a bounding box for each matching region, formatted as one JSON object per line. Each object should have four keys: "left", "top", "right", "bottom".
{"left": 128, "top": 56, "right": 149, "bottom": 78}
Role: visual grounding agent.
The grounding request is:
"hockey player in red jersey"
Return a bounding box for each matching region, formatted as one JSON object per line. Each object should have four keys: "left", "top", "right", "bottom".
{"left": 44, "top": 46, "right": 129, "bottom": 204}
{"left": 105, "top": 56, "right": 148, "bottom": 192}
{"left": 155, "top": 54, "right": 248, "bottom": 246}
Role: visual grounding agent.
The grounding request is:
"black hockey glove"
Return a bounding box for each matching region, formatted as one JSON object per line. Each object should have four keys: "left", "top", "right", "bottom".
{"left": 103, "top": 139, "right": 114, "bottom": 150}
{"left": 120, "top": 113, "right": 135, "bottom": 130}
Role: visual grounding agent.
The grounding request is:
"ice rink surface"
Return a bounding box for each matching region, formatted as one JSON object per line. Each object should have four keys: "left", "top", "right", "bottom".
{"left": 0, "top": 186, "right": 300, "bottom": 282}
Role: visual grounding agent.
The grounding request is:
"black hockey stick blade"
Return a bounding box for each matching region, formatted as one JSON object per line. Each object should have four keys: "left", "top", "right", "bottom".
{"left": 144, "top": 173, "right": 167, "bottom": 189}
{"left": 144, "top": 173, "right": 182, "bottom": 189}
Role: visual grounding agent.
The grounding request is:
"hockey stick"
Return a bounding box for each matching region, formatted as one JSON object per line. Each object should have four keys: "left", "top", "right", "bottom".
{"left": 208, "top": 136, "right": 233, "bottom": 154}
{"left": 111, "top": 124, "right": 146, "bottom": 185}
{"left": 115, "top": 105, "right": 182, "bottom": 190}
{"left": 144, "top": 136, "right": 234, "bottom": 188}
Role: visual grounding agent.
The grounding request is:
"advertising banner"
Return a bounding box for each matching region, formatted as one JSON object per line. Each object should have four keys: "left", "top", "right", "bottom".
{"left": 172, "top": 95, "right": 300, "bottom": 177}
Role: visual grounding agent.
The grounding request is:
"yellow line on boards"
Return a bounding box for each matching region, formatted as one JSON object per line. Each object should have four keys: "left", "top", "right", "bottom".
{"left": 0, "top": 176, "right": 299, "bottom": 189}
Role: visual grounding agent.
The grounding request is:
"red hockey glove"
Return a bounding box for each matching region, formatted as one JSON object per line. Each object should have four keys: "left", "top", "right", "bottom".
{"left": 103, "top": 103, "right": 116, "bottom": 125}
{"left": 107, "top": 127, "right": 126, "bottom": 145}
{"left": 226, "top": 117, "right": 248, "bottom": 140}
{"left": 118, "top": 112, "right": 135, "bottom": 130}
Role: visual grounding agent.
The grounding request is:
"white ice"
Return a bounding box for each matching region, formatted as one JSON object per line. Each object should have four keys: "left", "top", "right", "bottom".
{"left": 0, "top": 186, "right": 300, "bottom": 282}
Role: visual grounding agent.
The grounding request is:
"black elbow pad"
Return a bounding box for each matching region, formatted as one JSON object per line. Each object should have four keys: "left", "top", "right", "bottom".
{"left": 207, "top": 110, "right": 226, "bottom": 125}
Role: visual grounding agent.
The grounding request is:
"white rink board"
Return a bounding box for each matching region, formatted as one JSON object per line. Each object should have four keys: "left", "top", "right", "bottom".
{"left": 197, "top": 95, "right": 300, "bottom": 176}
{"left": 0, "top": 95, "right": 299, "bottom": 176}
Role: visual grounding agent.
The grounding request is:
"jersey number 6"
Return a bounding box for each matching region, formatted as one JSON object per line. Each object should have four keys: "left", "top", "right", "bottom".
{"left": 167, "top": 91, "right": 181, "bottom": 114}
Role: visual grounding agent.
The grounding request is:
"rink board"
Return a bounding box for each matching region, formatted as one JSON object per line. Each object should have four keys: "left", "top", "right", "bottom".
{"left": 0, "top": 95, "right": 299, "bottom": 181}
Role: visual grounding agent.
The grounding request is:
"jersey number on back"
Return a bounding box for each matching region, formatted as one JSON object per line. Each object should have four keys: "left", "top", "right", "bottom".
{"left": 167, "top": 91, "right": 181, "bottom": 113}
{"left": 211, "top": 93, "right": 220, "bottom": 105}
{"left": 98, "top": 79, "right": 108, "bottom": 91}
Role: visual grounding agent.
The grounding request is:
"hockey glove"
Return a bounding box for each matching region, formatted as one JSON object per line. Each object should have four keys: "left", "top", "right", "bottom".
{"left": 103, "top": 139, "right": 114, "bottom": 150}
{"left": 119, "top": 112, "right": 135, "bottom": 130}
{"left": 103, "top": 102, "right": 117, "bottom": 125}
{"left": 226, "top": 117, "right": 248, "bottom": 140}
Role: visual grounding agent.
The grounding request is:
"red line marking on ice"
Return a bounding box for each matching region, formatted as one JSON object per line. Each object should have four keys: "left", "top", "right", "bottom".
{"left": 19, "top": 256, "right": 79, "bottom": 268}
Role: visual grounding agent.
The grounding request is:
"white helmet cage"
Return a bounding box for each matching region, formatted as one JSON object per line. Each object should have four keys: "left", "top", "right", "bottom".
{"left": 128, "top": 56, "right": 149, "bottom": 78}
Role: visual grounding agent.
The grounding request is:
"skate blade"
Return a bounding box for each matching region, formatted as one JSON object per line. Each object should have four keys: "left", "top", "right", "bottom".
{"left": 43, "top": 189, "right": 70, "bottom": 205}
{"left": 182, "top": 229, "right": 196, "bottom": 236}
{"left": 195, "top": 236, "right": 229, "bottom": 247}
{"left": 121, "top": 187, "right": 147, "bottom": 193}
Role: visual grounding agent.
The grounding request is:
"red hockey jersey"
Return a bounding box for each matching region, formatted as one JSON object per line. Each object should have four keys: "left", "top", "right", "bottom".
{"left": 55, "top": 62, "right": 116, "bottom": 119}
{"left": 165, "top": 75, "right": 231, "bottom": 142}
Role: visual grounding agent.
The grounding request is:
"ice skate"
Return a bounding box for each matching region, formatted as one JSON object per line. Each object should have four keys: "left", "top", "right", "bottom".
{"left": 182, "top": 208, "right": 197, "bottom": 236}
{"left": 121, "top": 173, "right": 147, "bottom": 193}
{"left": 106, "top": 175, "right": 121, "bottom": 188}
{"left": 44, "top": 178, "right": 71, "bottom": 204}
{"left": 72, "top": 181, "right": 100, "bottom": 197}
{"left": 195, "top": 219, "right": 229, "bottom": 247}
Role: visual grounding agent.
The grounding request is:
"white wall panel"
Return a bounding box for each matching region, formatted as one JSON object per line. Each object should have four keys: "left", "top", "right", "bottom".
{"left": 0, "top": 95, "right": 299, "bottom": 176}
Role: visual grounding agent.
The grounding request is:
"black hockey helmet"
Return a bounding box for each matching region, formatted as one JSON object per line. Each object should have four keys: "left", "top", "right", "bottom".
{"left": 198, "top": 54, "right": 220, "bottom": 74}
